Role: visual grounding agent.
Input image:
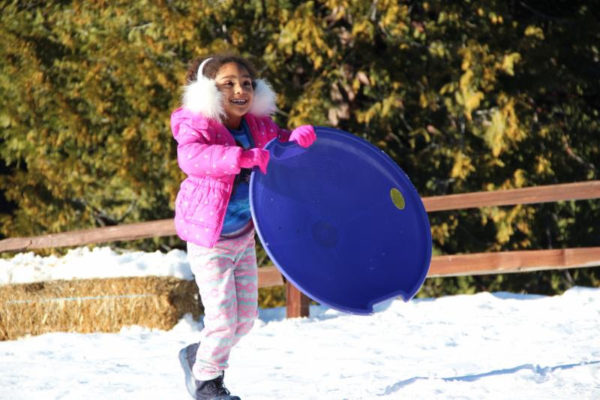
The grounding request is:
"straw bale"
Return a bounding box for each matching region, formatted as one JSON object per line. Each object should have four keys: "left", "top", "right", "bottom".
{"left": 0, "top": 277, "right": 202, "bottom": 341}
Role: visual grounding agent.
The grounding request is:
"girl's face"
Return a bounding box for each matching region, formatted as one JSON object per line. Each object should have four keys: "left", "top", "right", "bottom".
{"left": 214, "top": 62, "right": 254, "bottom": 128}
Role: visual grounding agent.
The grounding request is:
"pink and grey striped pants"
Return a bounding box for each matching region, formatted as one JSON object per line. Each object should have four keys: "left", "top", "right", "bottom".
{"left": 187, "top": 228, "right": 258, "bottom": 381}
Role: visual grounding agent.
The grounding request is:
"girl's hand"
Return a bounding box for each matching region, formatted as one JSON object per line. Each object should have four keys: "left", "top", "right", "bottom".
{"left": 290, "top": 125, "right": 316, "bottom": 148}
{"left": 240, "top": 148, "right": 270, "bottom": 174}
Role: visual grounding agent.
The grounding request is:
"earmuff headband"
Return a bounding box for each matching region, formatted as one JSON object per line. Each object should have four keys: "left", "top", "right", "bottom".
{"left": 198, "top": 57, "right": 212, "bottom": 79}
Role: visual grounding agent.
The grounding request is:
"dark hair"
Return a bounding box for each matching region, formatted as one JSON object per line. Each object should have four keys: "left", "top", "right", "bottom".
{"left": 186, "top": 53, "right": 258, "bottom": 84}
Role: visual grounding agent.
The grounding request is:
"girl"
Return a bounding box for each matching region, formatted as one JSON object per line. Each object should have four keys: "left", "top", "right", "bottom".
{"left": 172, "top": 54, "right": 316, "bottom": 400}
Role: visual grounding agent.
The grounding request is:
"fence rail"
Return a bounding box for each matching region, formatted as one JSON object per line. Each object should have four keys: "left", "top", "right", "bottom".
{"left": 422, "top": 180, "right": 600, "bottom": 212}
{"left": 0, "top": 219, "right": 175, "bottom": 253}
{"left": 2, "top": 181, "right": 599, "bottom": 253}
{"left": 428, "top": 247, "right": 600, "bottom": 277}
{"left": 1, "top": 180, "right": 600, "bottom": 317}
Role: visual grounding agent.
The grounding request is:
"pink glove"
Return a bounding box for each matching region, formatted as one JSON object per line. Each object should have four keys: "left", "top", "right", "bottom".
{"left": 289, "top": 125, "right": 316, "bottom": 148}
{"left": 240, "top": 148, "right": 270, "bottom": 174}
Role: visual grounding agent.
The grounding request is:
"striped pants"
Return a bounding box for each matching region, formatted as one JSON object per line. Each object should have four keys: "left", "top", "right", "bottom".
{"left": 187, "top": 228, "right": 258, "bottom": 381}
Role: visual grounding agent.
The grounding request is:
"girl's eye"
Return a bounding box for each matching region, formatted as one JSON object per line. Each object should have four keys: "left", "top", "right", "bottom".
{"left": 243, "top": 81, "right": 253, "bottom": 87}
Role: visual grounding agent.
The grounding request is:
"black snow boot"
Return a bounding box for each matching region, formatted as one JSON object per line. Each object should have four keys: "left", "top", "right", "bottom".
{"left": 195, "top": 373, "right": 240, "bottom": 400}
{"left": 179, "top": 343, "right": 200, "bottom": 398}
{"left": 178, "top": 343, "right": 241, "bottom": 400}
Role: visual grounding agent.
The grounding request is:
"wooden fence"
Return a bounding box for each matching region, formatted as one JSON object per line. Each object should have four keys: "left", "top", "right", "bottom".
{"left": 1, "top": 180, "right": 600, "bottom": 318}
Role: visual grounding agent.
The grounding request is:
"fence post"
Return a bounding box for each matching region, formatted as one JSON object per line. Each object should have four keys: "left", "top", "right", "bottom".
{"left": 286, "top": 281, "right": 310, "bottom": 318}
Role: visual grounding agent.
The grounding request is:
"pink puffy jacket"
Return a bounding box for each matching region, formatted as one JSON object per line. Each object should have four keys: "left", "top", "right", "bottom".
{"left": 171, "top": 107, "right": 290, "bottom": 247}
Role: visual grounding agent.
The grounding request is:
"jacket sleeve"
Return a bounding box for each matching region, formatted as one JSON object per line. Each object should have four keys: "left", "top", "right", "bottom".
{"left": 175, "top": 122, "right": 244, "bottom": 178}
{"left": 278, "top": 125, "right": 292, "bottom": 142}
{"left": 265, "top": 117, "right": 291, "bottom": 142}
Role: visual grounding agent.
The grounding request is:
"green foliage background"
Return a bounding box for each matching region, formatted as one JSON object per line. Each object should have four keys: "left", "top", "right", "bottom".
{"left": 1, "top": 0, "right": 599, "bottom": 303}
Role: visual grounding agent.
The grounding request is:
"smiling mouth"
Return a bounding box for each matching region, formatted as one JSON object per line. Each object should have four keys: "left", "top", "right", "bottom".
{"left": 230, "top": 99, "right": 248, "bottom": 105}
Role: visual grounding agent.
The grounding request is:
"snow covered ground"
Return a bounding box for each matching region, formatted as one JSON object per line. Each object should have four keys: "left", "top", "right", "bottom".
{"left": 1, "top": 247, "right": 599, "bottom": 399}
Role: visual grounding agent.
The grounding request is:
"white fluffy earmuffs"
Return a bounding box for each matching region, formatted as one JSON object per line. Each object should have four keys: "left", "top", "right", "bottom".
{"left": 182, "top": 58, "right": 278, "bottom": 120}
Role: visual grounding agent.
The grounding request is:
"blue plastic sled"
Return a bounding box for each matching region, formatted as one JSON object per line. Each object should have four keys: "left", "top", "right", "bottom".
{"left": 250, "top": 127, "right": 432, "bottom": 314}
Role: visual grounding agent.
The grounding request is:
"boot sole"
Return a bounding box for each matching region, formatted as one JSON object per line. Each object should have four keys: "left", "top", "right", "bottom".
{"left": 178, "top": 347, "right": 198, "bottom": 399}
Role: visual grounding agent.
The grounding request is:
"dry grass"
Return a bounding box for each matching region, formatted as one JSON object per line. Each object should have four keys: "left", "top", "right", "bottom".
{"left": 0, "top": 277, "right": 202, "bottom": 341}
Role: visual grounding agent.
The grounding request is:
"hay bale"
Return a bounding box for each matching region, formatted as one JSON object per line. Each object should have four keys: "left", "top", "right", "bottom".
{"left": 0, "top": 277, "right": 202, "bottom": 341}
